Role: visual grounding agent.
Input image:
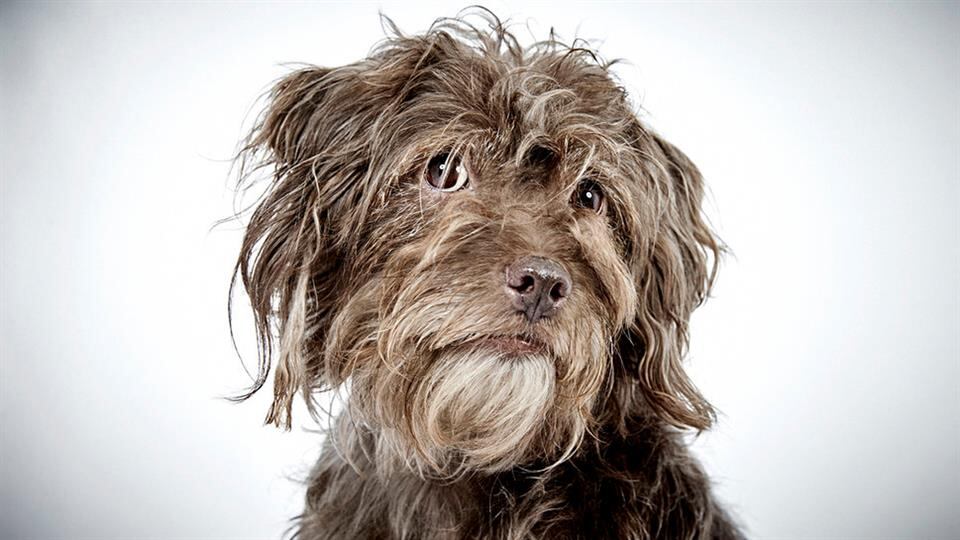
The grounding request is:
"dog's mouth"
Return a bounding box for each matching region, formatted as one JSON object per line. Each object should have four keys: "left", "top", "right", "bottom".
{"left": 473, "top": 334, "right": 547, "bottom": 357}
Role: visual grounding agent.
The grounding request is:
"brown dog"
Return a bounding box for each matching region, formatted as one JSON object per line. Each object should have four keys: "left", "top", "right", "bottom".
{"left": 231, "top": 10, "right": 742, "bottom": 539}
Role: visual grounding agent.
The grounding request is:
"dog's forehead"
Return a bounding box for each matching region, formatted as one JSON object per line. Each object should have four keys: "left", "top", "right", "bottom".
{"left": 409, "top": 50, "right": 630, "bottom": 149}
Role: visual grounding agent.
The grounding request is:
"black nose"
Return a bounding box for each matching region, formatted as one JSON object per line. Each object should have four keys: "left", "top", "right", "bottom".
{"left": 505, "top": 256, "right": 572, "bottom": 323}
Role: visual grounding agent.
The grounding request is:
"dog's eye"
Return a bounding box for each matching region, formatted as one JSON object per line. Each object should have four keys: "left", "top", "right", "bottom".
{"left": 572, "top": 179, "right": 604, "bottom": 213}
{"left": 425, "top": 152, "right": 469, "bottom": 191}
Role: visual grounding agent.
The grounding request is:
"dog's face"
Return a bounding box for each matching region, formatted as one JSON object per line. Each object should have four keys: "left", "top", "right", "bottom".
{"left": 234, "top": 17, "right": 719, "bottom": 476}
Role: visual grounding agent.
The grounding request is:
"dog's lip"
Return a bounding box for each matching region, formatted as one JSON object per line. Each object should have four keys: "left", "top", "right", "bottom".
{"left": 475, "top": 334, "right": 547, "bottom": 356}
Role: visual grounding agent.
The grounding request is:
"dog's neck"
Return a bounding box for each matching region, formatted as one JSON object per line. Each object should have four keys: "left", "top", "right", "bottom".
{"left": 301, "top": 401, "right": 722, "bottom": 539}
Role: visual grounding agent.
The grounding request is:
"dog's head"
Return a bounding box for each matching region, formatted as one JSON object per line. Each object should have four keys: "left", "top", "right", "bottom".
{"left": 232, "top": 13, "right": 720, "bottom": 476}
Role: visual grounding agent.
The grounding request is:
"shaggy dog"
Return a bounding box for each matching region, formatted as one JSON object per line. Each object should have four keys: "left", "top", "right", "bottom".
{"left": 231, "top": 11, "right": 743, "bottom": 540}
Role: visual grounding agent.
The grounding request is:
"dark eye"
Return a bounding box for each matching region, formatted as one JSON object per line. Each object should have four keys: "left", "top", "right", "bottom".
{"left": 572, "top": 179, "right": 604, "bottom": 213}
{"left": 425, "top": 152, "right": 469, "bottom": 191}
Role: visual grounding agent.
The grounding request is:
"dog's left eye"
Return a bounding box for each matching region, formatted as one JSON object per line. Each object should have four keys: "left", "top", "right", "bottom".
{"left": 425, "top": 152, "right": 469, "bottom": 191}
{"left": 572, "top": 179, "right": 604, "bottom": 213}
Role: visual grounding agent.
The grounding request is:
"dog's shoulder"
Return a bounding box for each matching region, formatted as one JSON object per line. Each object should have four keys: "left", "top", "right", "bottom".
{"left": 478, "top": 416, "right": 743, "bottom": 539}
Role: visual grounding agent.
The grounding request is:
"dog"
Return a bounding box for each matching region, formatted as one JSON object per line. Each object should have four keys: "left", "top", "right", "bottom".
{"left": 230, "top": 10, "right": 743, "bottom": 539}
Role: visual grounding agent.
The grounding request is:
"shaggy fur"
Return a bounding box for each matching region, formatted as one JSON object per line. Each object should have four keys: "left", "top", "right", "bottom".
{"left": 231, "top": 10, "right": 743, "bottom": 539}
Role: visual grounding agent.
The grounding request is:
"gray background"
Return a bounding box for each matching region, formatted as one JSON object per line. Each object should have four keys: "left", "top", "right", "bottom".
{"left": 2, "top": 1, "right": 958, "bottom": 538}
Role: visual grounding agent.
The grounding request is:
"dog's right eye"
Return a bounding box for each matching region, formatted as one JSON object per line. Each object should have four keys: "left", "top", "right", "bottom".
{"left": 425, "top": 152, "right": 469, "bottom": 191}
{"left": 572, "top": 178, "right": 605, "bottom": 214}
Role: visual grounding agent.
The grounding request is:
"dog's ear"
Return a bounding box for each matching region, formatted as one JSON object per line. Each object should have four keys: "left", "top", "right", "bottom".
{"left": 232, "top": 32, "right": 463, "bottom": 429}
{"left": 618, "top": 129, "right": 722, "bottom": 431}
{"left": 233, "top": 62, "right": 395, "bottom": 429}
{"left": 231, "top": 65, "right": 344, "bottom": 430}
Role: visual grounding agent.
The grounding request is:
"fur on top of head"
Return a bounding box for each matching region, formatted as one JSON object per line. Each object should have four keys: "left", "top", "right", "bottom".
{"left": 230, "top": 8, "right": 721, "bottom": 476}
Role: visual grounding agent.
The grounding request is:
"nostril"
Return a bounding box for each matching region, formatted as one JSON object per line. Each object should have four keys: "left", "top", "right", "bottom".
{"left": 549, "top": 280, "right": 567, "bottom": 302}
{"left": 517, "top": 274, "right": 536, "bottom": 294}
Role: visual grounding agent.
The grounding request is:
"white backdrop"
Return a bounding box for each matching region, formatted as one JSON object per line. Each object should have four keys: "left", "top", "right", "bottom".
{"left": 2, "top": 2, "right": 958, "bottom": 538}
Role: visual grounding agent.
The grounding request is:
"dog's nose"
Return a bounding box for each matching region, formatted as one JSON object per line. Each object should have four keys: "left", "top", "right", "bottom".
{"left": 505, "top": 256, "right": 572, "bottom": 323}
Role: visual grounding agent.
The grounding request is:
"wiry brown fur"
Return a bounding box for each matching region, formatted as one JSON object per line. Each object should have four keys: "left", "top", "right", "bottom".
{"left": 231, "top": 9, "right": 742, "bottom": 539}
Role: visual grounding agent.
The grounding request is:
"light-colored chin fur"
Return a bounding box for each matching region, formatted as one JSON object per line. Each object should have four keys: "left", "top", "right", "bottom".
{"left": 376, "top": 348, "right": 561, "bottom": 478}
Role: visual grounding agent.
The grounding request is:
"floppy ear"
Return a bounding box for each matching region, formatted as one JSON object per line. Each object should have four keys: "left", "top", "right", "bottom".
{"left": 618, "top": 130, "right": 722, "bottom": 431}
{"left": 231, "top": 65, "right": 347, "bottom": 430}
{"left": 231, "top": 32, "right": 458, "bottom": 428}
{"left": 234, "top": 61, "right": 398, "bottom": 428}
